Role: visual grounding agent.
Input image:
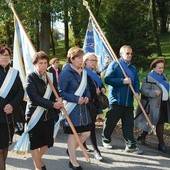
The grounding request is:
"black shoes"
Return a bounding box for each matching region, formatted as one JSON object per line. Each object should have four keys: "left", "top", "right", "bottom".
{"left": 69, "top": 161, "right": 82, "bottom": 170}
{"left": 41, "top": 165, "right": 46, "bottom": 170}
{"left": 137, "top": 136, "right": 147, "bottom": 145}
{"left": 67, "top": 150, "right": 83, "bottom": 169}
{"left": 158, "top": 143, "right": 169, "bottom": 154}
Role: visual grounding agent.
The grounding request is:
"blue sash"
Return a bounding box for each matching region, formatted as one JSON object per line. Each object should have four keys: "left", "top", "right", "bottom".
{"left": 85, "top": 67, "right": 102, "bottom": 88}
{"left": 149, "top": 71, "right": 169, "bottom": 92}
{"left": 119, "top": 59, "right": 134, "bottom": 85}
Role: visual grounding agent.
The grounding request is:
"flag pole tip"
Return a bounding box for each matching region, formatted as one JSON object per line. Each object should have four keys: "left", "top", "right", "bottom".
{"left": 83, "top": 0, "right": 88, "bottom": 7}
{"left": 7, "top": 2, "right": 13, "bottom": 8}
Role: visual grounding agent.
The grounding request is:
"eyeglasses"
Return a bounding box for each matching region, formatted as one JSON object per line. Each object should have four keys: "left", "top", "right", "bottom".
{"left": 88, "top": 59, "right": 98, "bottom": 62}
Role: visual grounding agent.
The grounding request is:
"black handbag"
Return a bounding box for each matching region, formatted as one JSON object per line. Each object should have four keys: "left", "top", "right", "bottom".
{"left": 94, "top": 92, "right": 109, "bottom": 110}
{"left": 14, "top": 103, "right": 26, "bottom": 123}
{"left": 14, "top": 102, "right": 26, "bottom": 136}
{"left": 90, "top": 78, "right": 109, "bottom": 110}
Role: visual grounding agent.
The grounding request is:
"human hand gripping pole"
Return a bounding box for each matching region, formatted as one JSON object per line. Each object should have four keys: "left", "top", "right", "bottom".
{"left": 46, "top": 73, "right": 91, "bottom": 162}
{"left": 83, "top": 0, "right": 156, "bottom": 135}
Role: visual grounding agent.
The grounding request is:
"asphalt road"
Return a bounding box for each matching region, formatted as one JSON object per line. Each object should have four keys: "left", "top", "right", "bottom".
{"left": 7, "top": 126, "right": 170, "bottom": 170}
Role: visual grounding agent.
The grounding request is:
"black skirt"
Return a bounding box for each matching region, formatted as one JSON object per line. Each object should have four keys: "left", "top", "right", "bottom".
{"left": 64, "top": 124, "right": 93, "bottom": 134}
{"left": 0, "top": 122, "right": 15, "bottom": 149}
{"left": 28, "top": 119, "right": 54, "bottom": 150}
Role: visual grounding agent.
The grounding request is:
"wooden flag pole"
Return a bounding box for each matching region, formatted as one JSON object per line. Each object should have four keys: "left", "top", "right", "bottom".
{"left": 83, "top": 0, "right": 156, "bottom": 135}
{"left": 46, "top": 74, "right": 91, "bottom": 162}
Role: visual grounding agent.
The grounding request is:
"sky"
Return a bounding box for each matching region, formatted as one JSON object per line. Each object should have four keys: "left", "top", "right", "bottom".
{"left": 54, "top": 21, "right": 64, "bottom": 34}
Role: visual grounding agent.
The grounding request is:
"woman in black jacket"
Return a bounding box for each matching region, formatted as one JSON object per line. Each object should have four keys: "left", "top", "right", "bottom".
{"left": 26, "top": 51, "right": 63, "bottom": 170}
{"left": 83, "top": 53, "right": 106, "bottom": 161}
{"left": 0, "top": 45, "right": 24, "bottom": 170}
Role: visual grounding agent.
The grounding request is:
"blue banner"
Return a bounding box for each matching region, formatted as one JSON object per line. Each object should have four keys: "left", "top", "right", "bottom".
{"left": 83, "top": 18, "right": 114, "bottom": 72}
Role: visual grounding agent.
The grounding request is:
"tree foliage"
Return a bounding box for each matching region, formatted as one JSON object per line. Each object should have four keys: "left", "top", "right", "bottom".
{"left": 99, "top": 0, "right": 157, "bottom": 67}
{"left": 0, "top": 0, "right": 169, "bottom": 60}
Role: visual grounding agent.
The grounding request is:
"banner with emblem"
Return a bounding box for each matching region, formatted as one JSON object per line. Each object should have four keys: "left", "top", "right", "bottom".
{"left": 83, "top": 17, "right": 114, "bottom": 72}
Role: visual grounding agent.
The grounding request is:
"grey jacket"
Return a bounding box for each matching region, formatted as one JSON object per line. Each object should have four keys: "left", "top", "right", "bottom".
{"left": 135, "top": 74, "right": 170, "bottom": 132}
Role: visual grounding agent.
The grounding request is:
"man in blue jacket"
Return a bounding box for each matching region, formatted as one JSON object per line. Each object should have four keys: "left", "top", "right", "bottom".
{"left": 102, "top": 45, "right": 143, "bottom": 154}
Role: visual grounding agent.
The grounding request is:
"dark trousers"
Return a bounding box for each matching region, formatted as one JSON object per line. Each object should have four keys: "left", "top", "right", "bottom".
{"left": 83, "top": 121, "right": 100, "bottom": 152}
{"left": 90, "top": 122, "right": 99, "bottom": 151}
{"left": 102, "top": 105, "right": 136, "bottom": 149}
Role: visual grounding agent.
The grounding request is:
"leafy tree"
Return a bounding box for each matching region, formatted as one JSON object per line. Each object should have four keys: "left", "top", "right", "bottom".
{"left": 0, "top": 0, "right": 57, "bottom": 55}
{"left": 0, "top": 0, "right": 168, "bottom": 60}
{"left": 0, "top": 1, "right": 13, "bottom": 46}
{"left": 67, "top": 0, "right": 102, "bottom": 47}
{"left": 100, "top": 0, "right": 156, "bottom": 67}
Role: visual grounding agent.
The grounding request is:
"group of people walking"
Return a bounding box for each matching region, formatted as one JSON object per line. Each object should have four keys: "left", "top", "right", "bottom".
{"left": 0, "top": 44, "right": 169, "bottom": 170}
{"left": 102, "top": 45, "right": 170, "bottom": 156}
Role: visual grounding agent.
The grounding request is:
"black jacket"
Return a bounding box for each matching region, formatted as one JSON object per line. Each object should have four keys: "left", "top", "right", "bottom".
{"left": 26, "top": 72, "right": 60, "bottom": 121}
{"left": 0, "top": 65, "right": 24, "bottom": 123}
{"left": 48, "top": 66, "right": 61, "bottom": 83}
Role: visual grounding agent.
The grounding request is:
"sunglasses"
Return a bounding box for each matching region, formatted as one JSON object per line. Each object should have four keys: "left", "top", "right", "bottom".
{"left": 126, "top": 52, "right": 133, "bottom": 55}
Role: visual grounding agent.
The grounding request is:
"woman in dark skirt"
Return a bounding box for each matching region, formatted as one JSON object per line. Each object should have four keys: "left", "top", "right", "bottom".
{"left": 0, "top": 45, "right": 24, "bottom": 170}
{"left": 26, "top": 51, "right": 63, "bottom": 170}
{"left": 135, "top": 58, "right": 170, "bottom": 153}
{"left": 59, "top": 47, "right": 92, "bottom": 170}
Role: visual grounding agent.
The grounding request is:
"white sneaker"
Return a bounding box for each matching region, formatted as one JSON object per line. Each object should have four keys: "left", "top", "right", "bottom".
{"left": 102, "top": 141, "right": 113, "bottom": 149}
{"left": 94, "top": 150, "right": 102, "bottom": 160}
{"left": 125, "top": 147, "right": 143, "bottom": 154}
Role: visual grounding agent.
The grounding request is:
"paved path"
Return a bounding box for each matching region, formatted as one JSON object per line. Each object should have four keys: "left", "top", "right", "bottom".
{"left": 7, "top": 127, "right": 170, "bottom": 170}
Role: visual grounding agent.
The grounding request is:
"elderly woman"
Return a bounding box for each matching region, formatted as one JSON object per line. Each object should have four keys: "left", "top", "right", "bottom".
{"left": 0, "top": 45, "right": 24, "bottom": 170}
{"left": 26, "top": 51, "right": 63, "bottom": 170}
{"left": 82, "top": 53, "right": 106, "bottom": 160}
{"left": 135, "top": 58, "right": 170, "bottom": 153}
{"left": 59, "top": 47, "right": 92, "bottom": 170}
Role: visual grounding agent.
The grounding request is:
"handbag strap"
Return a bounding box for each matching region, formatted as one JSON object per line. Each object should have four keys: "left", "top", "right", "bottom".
{"left": 91, "top": 77, "right": 99, "bottom": 88}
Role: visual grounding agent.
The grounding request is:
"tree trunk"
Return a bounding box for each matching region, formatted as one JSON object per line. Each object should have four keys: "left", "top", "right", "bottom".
{"left": 152, "top": 0, "right": 162, "bottom": 56}
{"left": 39, "top": 0, "right": 51, "bottom": 55}
{"left": 51, "top": 18, "right": 56, "bottom": 56}
{"left": 157, "top": 0, "right": 168, "bottom": 33}
{"left": 6, "top": 22, "right": 13, "bottom": 47}
{"left": 64, "top": 0, "right": 69, "bottom": 53}
{"left": 36, "top": 19, "right": 40, "bottom": 51}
